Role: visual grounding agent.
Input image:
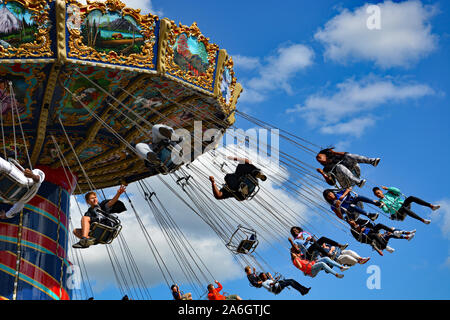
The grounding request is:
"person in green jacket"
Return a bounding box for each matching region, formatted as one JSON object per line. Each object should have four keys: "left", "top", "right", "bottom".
{"left": 372, "top": 186, "right": 440, "bottom": 224}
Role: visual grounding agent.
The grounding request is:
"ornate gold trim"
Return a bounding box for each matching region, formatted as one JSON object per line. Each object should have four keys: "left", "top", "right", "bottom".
{"left": 31, "top": 63, "right": 62, "bottom": 166}
{"left": 163, "top": 20, "right": 219, "bottom": 92}
{"left": 66, "top": 0, "right": 159, "bottom": 69}
{"left": 217, "top": 55, "right": 237, "bottom": 112}
{"left": 57, "top": 73, "right": 149, "bottom": 167}
{"left": 0, "top": 0, "right": 54, "bottom": 59}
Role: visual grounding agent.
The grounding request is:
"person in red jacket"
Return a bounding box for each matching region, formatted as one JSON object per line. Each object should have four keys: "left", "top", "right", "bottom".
{"left": 289, "top": 244, "right": 348, "bottom": 279}
{"left": 207, "top": 281, "right": 242, "bottom": 300}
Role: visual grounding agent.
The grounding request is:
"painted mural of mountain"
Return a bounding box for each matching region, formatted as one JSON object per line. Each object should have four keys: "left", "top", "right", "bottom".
{"left": 104, "top": 18, "right": 140, "bottom": 33}
{"left": 0, "top": 7, "right": 22, "bottom": 34}
{"left": 174, "top": 51, "right": 209, "bottom": 75}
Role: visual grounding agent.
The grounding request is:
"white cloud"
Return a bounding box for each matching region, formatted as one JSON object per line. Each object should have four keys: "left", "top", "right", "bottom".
{"left": 287, "top": 76, "right": 435, "bottom": 137}
{"left": 314, "top": 0, "right": 438, "bottom": 68}
{"left": 233, "top": 55, "right": 261, "bottom": 71}
{"left": 237, "top": 44, "right": 314, "bottom": 103}
{"left": 320, "top": 116, "right": 376, "bottom": 138}
{"left": 444, "top": 257, "right": 450, "bottom": 269}
{"left": 431, "top": 199, "right": 450, "bottom": 239}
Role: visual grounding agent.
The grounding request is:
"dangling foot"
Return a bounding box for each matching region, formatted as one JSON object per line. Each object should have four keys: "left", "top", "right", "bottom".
{"left": 359, "top": 257, "right": 370, "bottom": 265}
{"left": 393, "top": 230, "right": 403, "bottom": 237}
{"left": 385, "top": 246, "right": 395, "bottom": 253}
{"left": 72, "top": 237, "right": 95, "bottom": 249}
{"left": 302, "top": 287, "right": 311, "bottom": 296}
{"left": 431, "top": 205, "right": 440, "bottom": 211}
{"left": 405, "top": 233, "right": 415, "bottom": 241}
{"left": 358, "top": 179, "right": 366, "bottom": 188}
{"left": 255, "top": 172, "right": 267, "bottom": 181}
{"left": 335, "top": 273, "right": 344, "bottom": 279}
{"left": 372, "top": 158, "right": 381, "bottom": 167}
{"left": 340, "top": 266, "right": 350, "bottom": 272}
{"left": 339, "top": 243, "right": 349, "bottom": 250}
{"left": 423, "top": 219, "right": 431, "bottom": 225}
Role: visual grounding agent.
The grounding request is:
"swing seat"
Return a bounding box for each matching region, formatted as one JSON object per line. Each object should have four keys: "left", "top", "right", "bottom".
{"left": 234, "top": 175, "right": 260, "bottom": 201}
{"left": 226, "top": 225, "right": 259, "bottom": 254}
{"left": 0, "top": 159, "right": 30, "bottom": 203}
{"left": 89, "top": 221, "right": 122, "bottom": 245}
{"left": 145, "top": 143, "right": 183, "bottom": 175}
{"left": 236, "top": 239, "right": 258, "bottom": 254}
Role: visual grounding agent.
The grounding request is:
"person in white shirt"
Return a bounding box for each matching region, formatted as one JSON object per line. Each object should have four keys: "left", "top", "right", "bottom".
{"left": 135, "top": 124, "right": 183, "bottom": 167}
{"left": 259, "top": 272, "right": 310, "bottom": 296}
{"left": 0, "top": 157, "right": 45, "bottom": 219}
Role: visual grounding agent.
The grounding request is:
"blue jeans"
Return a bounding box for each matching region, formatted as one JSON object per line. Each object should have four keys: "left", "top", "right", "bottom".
{"left": 345, "top": 196, "right": 377, "bottom": 219}
{"left": 310, "top": 257, "right": 343, "bottom": 277}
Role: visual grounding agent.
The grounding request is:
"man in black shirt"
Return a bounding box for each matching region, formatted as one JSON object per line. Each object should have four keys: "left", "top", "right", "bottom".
{"left": 73, "top": 185, "right": 126, "bottom": 249}
{"left": 209, "top": 157, "right": 267, "bottom": 201}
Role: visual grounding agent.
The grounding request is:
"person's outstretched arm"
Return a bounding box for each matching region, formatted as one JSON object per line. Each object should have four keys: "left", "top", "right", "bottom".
{"left": 384, "top": 186, "right": 402, "bottom": 196}
{"left": 339, "top": 188, "right": 352, "bottom": 200}
{"left": 209, "top": 176, "right": 225, "bottom": 199}
{"left": 316, "top": 168, "right": 335, "bottom": 185}
{"left": 106, "top": 185, "right": 127, "bottom": 209}
{"left": 227, "top": 156, "right": 251, "bottom": 164}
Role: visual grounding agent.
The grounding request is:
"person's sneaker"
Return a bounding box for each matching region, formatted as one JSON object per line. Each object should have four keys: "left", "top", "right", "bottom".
{"left": 431, "top": 205, "right": 440, "bottom": 211}
{"left": 73, "top": 237, "right": 95, "bottom": 249}
{"left": 258, "top": 173, "right": 267, "bottom": 182}
{"left": 372, "top": 158, "right": 381, "bottom": 167}
{"left": 341, "top": 266, "right": 350, "bottom": 272}
{"left": 72, "top": 242, "right": 85, "bottom": 249}
{"left": 369, "top": 213, "right": 379, "bottom": 221}
{"left": 335, "top": 273, "right": 344, "bottom": 279}
{"left": 423, "top": 219, "right": 431, "bottom": 225}
{"left": 358, "top": 179, "right": 366, "bottom": 188}
{"left": 385, "top": 246, "right": 395, "bottom": 253}
{"left": 339, "top": 243, "right": 349, "bottom": 250}
{"left": 410, "top": 229, "right": 417, "bottom": 234}
{"left": 359, "top": 257, "right": 370, "bottom": 265}
{"left": 406, "top": 233, "right": 415, "bottom": 241}
{"left": 302, "top": 287, "right": 311, "bottom": 296}
{"left": 393, "top": 230, "right": 403, "bottom": 237}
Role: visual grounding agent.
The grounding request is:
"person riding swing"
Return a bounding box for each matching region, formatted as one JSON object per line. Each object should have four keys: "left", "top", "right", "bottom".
{"left": 209, "top": 157, "right": 267, "bottom": 201}
{"left": 73, "top": 185, "right": 127, "bottom": 249}
{"left": 0, "top": 157, "right": 45, "bottom": 219}
{"left": 136, "top": 124, "right": 184, "bottom": 173}
{"left": 316, "top": 147, "right": 380, "bottom": 189}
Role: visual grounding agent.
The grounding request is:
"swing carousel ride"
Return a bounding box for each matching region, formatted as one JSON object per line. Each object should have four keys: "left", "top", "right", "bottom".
{"left": 0, "top": 0, "right": 386, "bottom": 301}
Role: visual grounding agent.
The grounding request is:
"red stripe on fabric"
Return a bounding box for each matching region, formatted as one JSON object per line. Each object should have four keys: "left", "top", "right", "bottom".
{"left": 0, "top": 251, "right": 69, "bottom": 300}
{"left": 0, "top": 223, "right": 67, "bottom": 259}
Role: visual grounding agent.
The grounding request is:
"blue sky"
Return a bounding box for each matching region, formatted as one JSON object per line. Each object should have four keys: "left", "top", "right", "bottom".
{"left": 75, "top": 0, "right": 450, "bottom": 300}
